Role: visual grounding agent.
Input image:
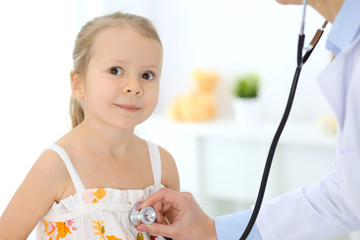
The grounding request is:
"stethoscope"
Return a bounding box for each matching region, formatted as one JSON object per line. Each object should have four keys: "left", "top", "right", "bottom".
{"left": 130, "top": 202, "right": 173, "bottom": 240}
{"left": 130, "top": 202, "right": 157, "bottom": 226}
{"left": 240, "top": 0, "right": 328, "bottom": 239}
{"left": 130, "top": 1, "right": 328, "bottom": 240}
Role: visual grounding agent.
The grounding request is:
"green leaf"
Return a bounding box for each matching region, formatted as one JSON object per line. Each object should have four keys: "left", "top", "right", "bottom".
{"left": 233, "top": 73, "right": 260, "bottom": 98}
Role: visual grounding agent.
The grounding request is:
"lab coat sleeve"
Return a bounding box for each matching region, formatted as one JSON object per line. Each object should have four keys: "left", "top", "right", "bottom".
{"left": 255, "top": 173, "right": 360, "bottom": 240}
{"left": 215, "top": 209, "right": 262, "bottom": 240}
{"left": 255, "top": 33, "right": 360, "bottom": 240}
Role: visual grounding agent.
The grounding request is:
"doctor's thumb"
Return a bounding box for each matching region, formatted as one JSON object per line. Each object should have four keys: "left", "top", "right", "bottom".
{"left": 137, "top": 222, "right": 177, "bottom": 239}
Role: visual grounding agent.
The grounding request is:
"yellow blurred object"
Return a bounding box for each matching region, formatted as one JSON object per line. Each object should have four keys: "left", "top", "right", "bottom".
{"left": 316, "top": 115, "right": 337, "bottom": 135}
{"left": 167, "top": 69, "right": 219, "bottom": 121}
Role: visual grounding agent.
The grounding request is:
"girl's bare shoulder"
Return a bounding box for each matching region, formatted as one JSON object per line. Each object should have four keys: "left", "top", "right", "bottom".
{"left": 158, "top": 145, "right": 180, "bottom": 191}
{"left": 34, "top": 146, "right": 71, "bottom": 191}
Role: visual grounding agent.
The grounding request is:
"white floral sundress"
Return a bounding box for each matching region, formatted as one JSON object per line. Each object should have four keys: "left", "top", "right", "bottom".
{"left": 36, "top": 142, "right": 165, "bottom": 240}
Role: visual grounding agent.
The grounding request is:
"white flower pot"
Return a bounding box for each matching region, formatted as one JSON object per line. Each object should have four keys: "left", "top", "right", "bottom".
{"left": 233, "top": 97, "right": 260, "bottom": 124}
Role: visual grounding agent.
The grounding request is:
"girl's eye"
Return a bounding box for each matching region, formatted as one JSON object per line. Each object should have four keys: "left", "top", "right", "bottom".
{"left": 142, "top": 72, "right": 155, "bottom": 80}
{"left": 109, "top": 67, "right": 123, "bottom": 76}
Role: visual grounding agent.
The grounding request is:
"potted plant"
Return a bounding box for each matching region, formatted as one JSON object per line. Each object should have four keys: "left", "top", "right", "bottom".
{"left": 232, "top": 73, "right": 260, "bottom": 123}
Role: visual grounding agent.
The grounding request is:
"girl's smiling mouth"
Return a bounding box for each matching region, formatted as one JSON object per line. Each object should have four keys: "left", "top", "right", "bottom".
{"left": 115, "top": 104, "right": 141, "bottom": 112}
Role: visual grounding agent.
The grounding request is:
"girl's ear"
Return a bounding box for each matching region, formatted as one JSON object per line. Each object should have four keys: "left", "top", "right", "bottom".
{"left": 70, "top": 71, "right": 84, "bottom": 99}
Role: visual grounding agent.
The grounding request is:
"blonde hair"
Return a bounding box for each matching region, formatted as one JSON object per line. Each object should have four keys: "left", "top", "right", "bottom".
{"left": 69, "top": 12, "right": 162, "bottom": 128}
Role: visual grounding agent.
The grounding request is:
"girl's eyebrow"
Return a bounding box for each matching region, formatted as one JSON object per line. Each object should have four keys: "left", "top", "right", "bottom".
{"left": 102, "top": 59, "right": 127, "bottom": 65}
{"left": 102, "top": 60, "right": 161, "bottom": 71}
{"left": 145, "top": 64, "right": 161, "bottom": 71}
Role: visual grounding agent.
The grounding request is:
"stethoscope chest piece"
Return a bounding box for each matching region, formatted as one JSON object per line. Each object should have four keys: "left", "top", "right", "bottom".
{"left": 130, "top": 202, "right": 157, "bottom": 226}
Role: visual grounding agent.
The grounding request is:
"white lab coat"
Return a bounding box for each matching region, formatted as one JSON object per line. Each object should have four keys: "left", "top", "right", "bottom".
{"left": 255, "top": 33, "right": 360, "bottom": 240}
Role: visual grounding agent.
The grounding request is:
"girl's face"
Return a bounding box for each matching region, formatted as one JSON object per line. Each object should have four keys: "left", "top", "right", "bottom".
{"left": 79, "top": 25, "right": 163, "bottom": 129}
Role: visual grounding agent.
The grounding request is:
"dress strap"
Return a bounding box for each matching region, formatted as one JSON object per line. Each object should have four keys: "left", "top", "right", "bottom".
{"left": 47, "top": 144, "right": 86, "bottom": 193}
{"left": 146, "top": 141, "right": 162, "bottom": 186}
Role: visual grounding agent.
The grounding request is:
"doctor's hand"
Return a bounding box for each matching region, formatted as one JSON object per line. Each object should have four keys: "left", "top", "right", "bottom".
{"left": 136, "top": 188, "right": 217, "bottom": 240}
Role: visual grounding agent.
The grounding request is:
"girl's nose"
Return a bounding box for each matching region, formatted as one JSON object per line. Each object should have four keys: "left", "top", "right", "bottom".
{"left": 123, "top": 79, "right": 144, "bottom": 96}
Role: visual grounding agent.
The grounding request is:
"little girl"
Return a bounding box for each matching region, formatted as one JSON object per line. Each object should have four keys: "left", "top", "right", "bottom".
{"left": 0, "top": 12, "right": 179, "bottom": 240}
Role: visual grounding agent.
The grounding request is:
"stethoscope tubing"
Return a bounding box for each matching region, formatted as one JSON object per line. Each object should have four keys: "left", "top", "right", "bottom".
{"left": 239, "top": 18, "right": 327, "bottom": 240}
{"left": 239, "top": 64, "right": 303, "bottom": 240}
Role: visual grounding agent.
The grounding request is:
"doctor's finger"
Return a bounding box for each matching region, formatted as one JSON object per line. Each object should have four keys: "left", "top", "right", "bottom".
{"left": 154, "top": 201, "right": 172, "bottom": 214}
{"left": 153, "top": 201, "right": 165, "bottom": 223}
{"left": 142, "top": 188, "right": 184, "bottom": 211}
{"left": 137, "top": 222, "right": 179, "bottom": 239}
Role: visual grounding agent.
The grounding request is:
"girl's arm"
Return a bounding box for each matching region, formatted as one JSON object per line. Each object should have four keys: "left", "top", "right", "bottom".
{"left": 0, "top": 150, "right": 69, "bottom": 239}
{"left": 159, "top": 147, "right": 180, "bottom": 223}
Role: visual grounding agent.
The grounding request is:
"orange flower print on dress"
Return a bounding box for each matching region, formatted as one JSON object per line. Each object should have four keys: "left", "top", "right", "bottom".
{"left": 43, "top": 220, "right": 56, "bottom": 240}
{"left": 43, "top": 220, "right": 76, "bottom": 240}
{"left": 56, "top": 222, "right": 72, "bottom": 239}
{"left": 106, "top": 235, "right": 129, "bottom": 240}
{"left": 92, "top": 188, "right": 106, "bottom": 203}
{"left": 93, "top": 220, "right": 106, "bottom": 239}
